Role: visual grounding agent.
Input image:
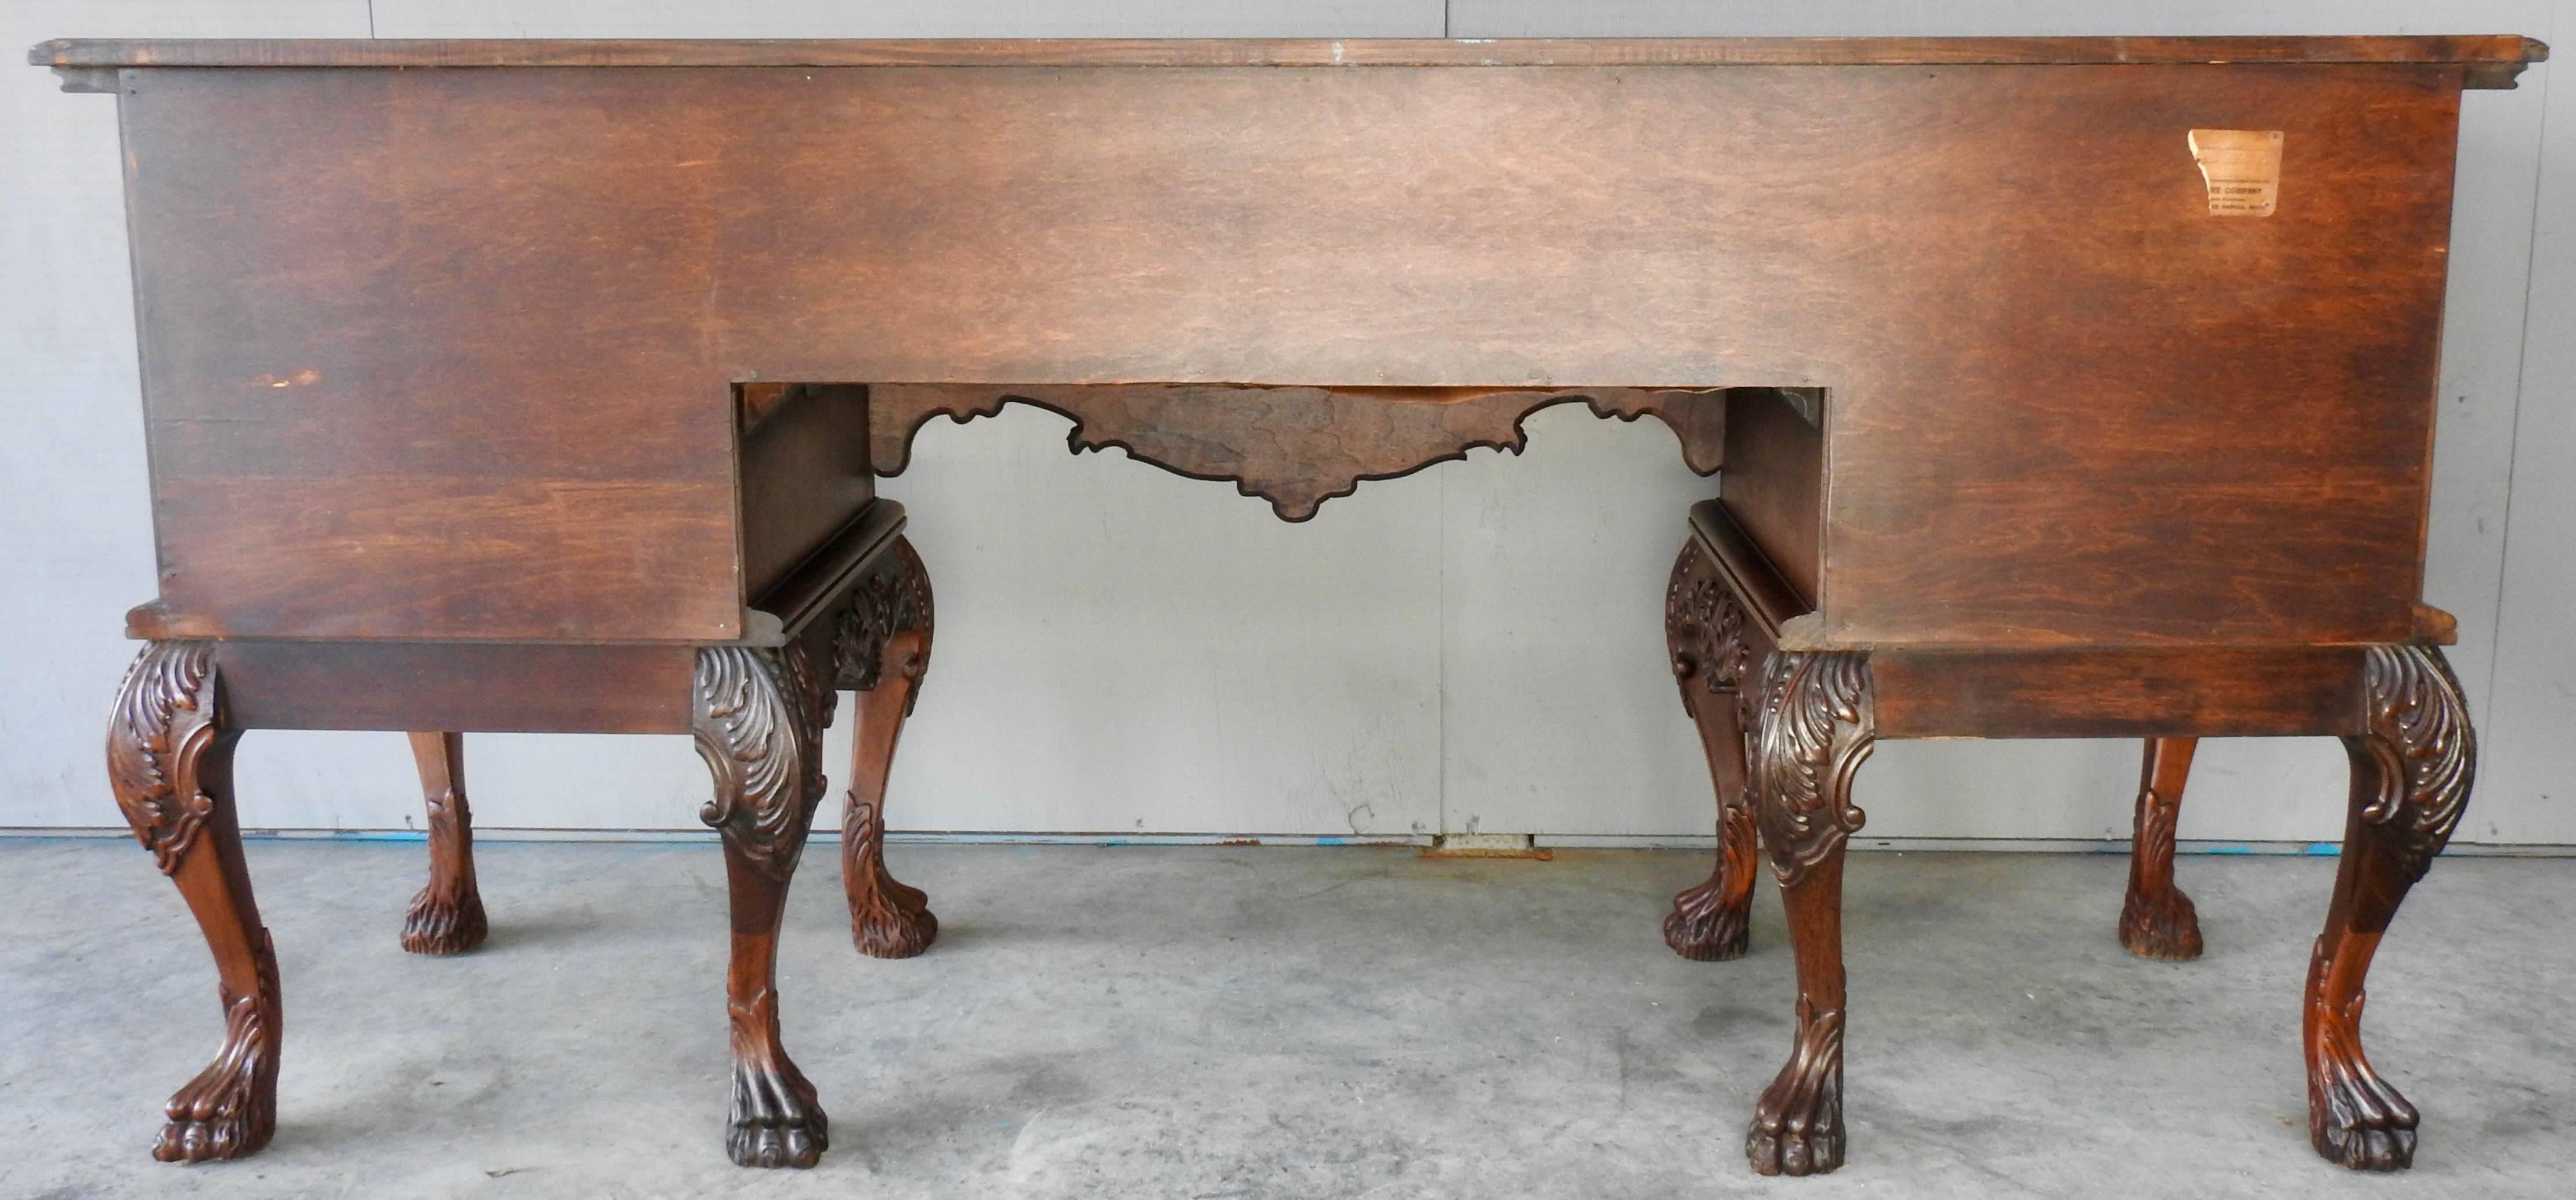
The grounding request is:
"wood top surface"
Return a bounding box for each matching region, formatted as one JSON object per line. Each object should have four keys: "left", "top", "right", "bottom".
{"left": 28, "top": 35, "right": 2546, "bottom": 85}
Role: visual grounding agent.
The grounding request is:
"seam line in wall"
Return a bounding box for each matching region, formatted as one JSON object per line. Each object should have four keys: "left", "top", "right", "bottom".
{"left": 2483, "top": 24, "right": 2555, "bottom": 734}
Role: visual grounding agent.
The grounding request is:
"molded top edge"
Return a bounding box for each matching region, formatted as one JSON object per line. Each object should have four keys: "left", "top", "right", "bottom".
{"left": 27, "top": 35, "right": 2546, "bottom": 87}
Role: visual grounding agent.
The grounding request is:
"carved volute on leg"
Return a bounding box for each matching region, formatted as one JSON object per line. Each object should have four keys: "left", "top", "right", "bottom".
{"left": 402, "top": 731, "right": 489, "bottom": 954}
{"left": 107, "top": 641, "right": 281, "bottom": 1163}
{"left": 2306, "top": 644, "right": 2474, "bottom": 1172}
{"left": 693, "top": 643, "right": 832, "bottom": 1169}
{"left": 2119, "top": 737, "right": 2204, "bottom": 960}
{"left": 1662, "top": 539, "right": 1762, "bottom": 961}
{"left": 836, "top": 536, "right": 939, "bottom": 959}
{"left": 1745, "top": 650, "right": 1875, "bottom": 1177}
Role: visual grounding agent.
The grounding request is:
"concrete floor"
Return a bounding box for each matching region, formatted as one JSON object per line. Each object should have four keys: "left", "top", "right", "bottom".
{"left": 0, "top": 841, "right": 2568, "bottom": 1198}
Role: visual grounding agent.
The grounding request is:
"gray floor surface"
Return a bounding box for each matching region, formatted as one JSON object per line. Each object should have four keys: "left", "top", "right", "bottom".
{"left": 1, "top": 839, "right": 2568, "bottom": 1198}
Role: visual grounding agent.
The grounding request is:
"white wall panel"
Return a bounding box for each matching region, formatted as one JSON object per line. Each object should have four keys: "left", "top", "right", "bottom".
{"left": 2480, "top": 0, "right": 2576, "bottom": 844}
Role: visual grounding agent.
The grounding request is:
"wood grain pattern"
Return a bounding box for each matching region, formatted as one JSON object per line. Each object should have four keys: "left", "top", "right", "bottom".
{"left": 1718, "top": 387, "right": 1824, "bottom": 603}
{"left": 871, "top": 384, "right": 1728, "bottom": 520}
{"left": 30, "top": 36, "right": 2545, "bottom": 78}
{"left": 103, "top": 61, "right": 2476, "bottom": 646}
{"left": 1868, "top": 647, "right": 2368, "bottom": 739}
{"left": 210, "top": 641, "right": 696, "bottom": 734}
{"left": 739, "top": 384, "right": 873, "bottom": 601}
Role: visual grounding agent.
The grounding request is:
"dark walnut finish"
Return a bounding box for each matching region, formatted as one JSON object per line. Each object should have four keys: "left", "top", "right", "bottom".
{"left": 2121, "top": 737, "right": 2205, "bottom": 962}
{"left": 400, "top": 731, "right": 487, "bottom": 955}
{"left": 102, "top": 504, "right": 928, "bottom": 1169}
{"left": 833, "top": 537, "right": 940, "bottom": 959}
{"left": 44, "top": 33, "right": 2539, "bottom": 1176}
{"left": 872, "top": 383, "right": 1735, "bottom": 521}
{"left": 1665, "top": 487, "right": 2484, "bottom": 1174}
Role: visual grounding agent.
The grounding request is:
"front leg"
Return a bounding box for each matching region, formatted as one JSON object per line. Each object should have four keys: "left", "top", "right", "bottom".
{"left": 1661, "top": 539, "right": 1760, "bottom": 961}
{"left": 835, "top": 536, "right": 938, "bottom": 958}
{"left": 401, "top": 731, "right": 488, "bottom": 954}
{"left": 1744, "top": 650, "right": 1874, "bottom": 1177}
{"left": 107, "top": 641, "right": 280, "bottom": 1162}
{"left": 693, "top": 644, "right": 832, "bottom": 1169}
{"left": 2307, "top": 644, "right": 2473, "bottom": 1170}
{"left": 2119, "top": 737, "right": 2203, "bottom": 960}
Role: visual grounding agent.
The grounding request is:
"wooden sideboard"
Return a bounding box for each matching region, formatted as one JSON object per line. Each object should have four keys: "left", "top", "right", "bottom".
{"left": 34, "top": 33, "right": 2544, "bottom": 1176}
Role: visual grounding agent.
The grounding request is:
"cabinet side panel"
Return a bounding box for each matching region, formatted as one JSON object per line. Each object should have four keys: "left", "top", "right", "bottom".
{"left": 1718, "top": 389, "right": 1823, "bottom": 604}
{"left": 124, "top": 69, "right": 742, "bottom": 642}
{"left": 1816, "top": 69, "right": 2460, "bottom": 646}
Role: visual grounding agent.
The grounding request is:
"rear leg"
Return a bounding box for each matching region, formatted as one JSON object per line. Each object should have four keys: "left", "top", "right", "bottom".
{"left": 1661, "top": 538, "right": 1760, "bottom": 961}
{"left": 836, "top": 536, "right": 938, "bottom": 958}
{"left": 2118, "top": 737, "right": 2202, "bottom": 961}
{"left": 402, "top": 731, "right": 488, "bottom": 954}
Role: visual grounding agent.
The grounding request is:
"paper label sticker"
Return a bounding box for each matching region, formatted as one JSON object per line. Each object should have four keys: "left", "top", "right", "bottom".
{"left": 2188, "top": 129, "right": 2283, "bottom": 217}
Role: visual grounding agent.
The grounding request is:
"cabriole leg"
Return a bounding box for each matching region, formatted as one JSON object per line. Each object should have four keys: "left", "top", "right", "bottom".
{"left": 2306, "top": 644, "right": 2473, "bottom": 1171}
{"left": 1744, "top": 650, "right": 1874, "bottom": 1177}
{"left": 1661, "top": 538, "right": 1760, "bottom": 961}
{"left": 2119, "top": 736, "right": 2203, "bottom": 960}
{"left": 401, "top": 731, "right": 488, "bottom": 954}
{"left": 834, "top": 536, "right": 938, "bottom": 959}
{"left": 694, "top": 643, "right": 833, "bottom": 1169}
{"left": 107, "top": 640, "right": 280, "bottom": 1163}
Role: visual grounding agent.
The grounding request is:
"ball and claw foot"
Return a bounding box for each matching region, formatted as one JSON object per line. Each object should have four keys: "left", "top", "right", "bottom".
{"left": 728, "top": 1054, "right": 829, "bottom": 1169}
{"left": 400, "top": 887, "right": 489, "bottom": 956}
{"left": 1746, "top": 1005, "right": 1847, "bottom": 1176}
{"left": 1661, "top": 876, "right": 1750, "bottom": 962}
{"left": 2117, "top": 886, "right": 2203, "bottom": 962}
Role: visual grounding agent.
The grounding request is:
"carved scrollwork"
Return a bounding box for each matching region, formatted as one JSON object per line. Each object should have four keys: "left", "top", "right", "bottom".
{"left": 834, "top": 537, "right": 934, "bottom": 707}
{"left": 1753, "top": 650, "right": 1875, "bottom": 889}
{"left": 869, "top": 383, "right": 1744, "bottom": 522}
{"left": 2349, "top": 644, "right": 2474, "bottom": 884}
{"left": 1665, "top": 539, "right": 1757, "bottom": 709}
{"left": 693, "top": 644, "right": 827, "bottom": 881}
{"left": 107, "top": 640, "right": 228, "bottom": 875}
{"left": 1662, "top": 537, "right": 1765, "bottom": 961}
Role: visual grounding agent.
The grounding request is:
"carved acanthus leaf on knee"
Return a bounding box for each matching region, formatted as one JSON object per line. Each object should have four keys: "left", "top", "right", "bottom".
{"left": 1665, "top": 540, "right": 1756, "bottom": 715}
{"left": 2353, "top": 644, "right": 2474, "bottom": 879}
{"left": 692, "top": 643, "right": 828, "bottom": 877}
{"left": 834, "top": 537, "right": 935, "bottom": 707}
{"left": 1755, "top": 651, "right": 1876, "bottom": 886}
{"left": 108, "top": 640, "right": 225, "bottom": 874}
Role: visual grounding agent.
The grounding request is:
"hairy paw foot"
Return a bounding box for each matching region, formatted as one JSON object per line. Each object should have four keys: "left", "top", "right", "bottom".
{"left": 1747, "top": 1006, "right": 1845, "bottom": 1176}
{"left": 2311, "top": 1061, "right": 2418, "bottom": 1170}
{"left": 1663, "top": 875, "right": 1750, "bottom": 961}
{"left": 400, "top": 886, "right": 489, "bottom": 955}
{"left": 154, "top": 991, "right": 277, "bottom": 1163}
{"left": 852, "top": 888, "right": 938, "bottom": 960}
{"left": 2118, "top": 887, "right": 2203, "bottom": 961}
{"left": 728, "top": 1056, "right": 829, "bottom": 1168}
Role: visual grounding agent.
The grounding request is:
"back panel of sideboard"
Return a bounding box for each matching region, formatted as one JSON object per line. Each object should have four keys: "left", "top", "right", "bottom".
{"left": 116, "top": 62, "right": 2460, "bottom": 645}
